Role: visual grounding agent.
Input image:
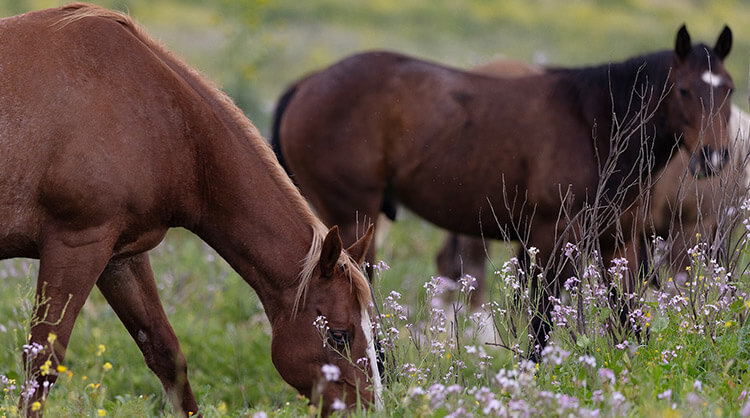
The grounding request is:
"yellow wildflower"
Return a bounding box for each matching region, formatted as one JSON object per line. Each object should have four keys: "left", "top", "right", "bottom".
{"left": 31, "top": 402, "right": 41, "bottom": 412}
{"left": 47, "top": 333, "right": 57, "bottom": 344}
{"left": 103, "top": 362, "right": 112, "bottom": 372}
{"left": 56, "top": 365, "right": 67, "bottom": 373}
{"left": 96, "top": 344, "right": 106, "bottom": 356}
{"left": 97, "top": 409, "right": 106, "bottom": 417}
{"left": 40, "top": 360, "right": 51, "bottom": 376}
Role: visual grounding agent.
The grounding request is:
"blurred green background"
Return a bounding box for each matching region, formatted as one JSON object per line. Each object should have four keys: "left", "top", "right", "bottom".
{"left": 1, "top": 1, "right": 749, "bottom": 414}
{"left": 2, "top": 0, "right": 747, "bottom": 137}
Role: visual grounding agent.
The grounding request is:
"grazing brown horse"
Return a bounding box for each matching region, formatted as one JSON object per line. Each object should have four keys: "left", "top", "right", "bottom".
{"left": 0, "top": 4, "right": 381, "bottom": 416}
{"left": 437, "top": 61, "right": 749, "bottom": 301}
{"left": 273, "top": 25, "right": 733, "bottom": 357}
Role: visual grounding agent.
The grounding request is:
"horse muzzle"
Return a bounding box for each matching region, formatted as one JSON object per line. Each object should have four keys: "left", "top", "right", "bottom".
{"left": 688, "top": 145, "right": 729, "bottom": 178}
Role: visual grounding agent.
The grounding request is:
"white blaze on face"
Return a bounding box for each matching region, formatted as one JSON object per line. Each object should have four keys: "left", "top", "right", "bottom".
{"left": 701, "top": 70, "right": 724, "bottom": 88}
{"left": 361, "top": 307, "right": 383, "bottom": 409}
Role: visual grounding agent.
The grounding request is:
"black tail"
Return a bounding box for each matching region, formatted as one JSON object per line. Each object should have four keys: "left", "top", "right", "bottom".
{"left": 271, "top": 82, "right": 299, "bottom": 177}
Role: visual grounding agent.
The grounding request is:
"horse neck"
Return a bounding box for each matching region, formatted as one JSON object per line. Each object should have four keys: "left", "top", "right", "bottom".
{"left": 556, "top": 53, "right": 673, "bottom": 196}
{"left": 188, "top": 121, "right": 317, "bottom": 323}
{"left": 153, "top": 41, "right": 316, "bottom": 324}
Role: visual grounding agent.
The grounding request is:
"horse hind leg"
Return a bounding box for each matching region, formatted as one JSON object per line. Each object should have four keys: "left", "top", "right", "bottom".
{"left": 21, "top": 231, "right": 115, "bottom": 417}
{"left": 96, "top": 253, "right": 198, "bottom": 417}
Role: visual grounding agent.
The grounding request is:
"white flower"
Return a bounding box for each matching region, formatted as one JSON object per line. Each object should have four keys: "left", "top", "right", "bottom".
{"left": 658, "top": 389, "right": 672, "bottom": 401}
{"left": 694, "top": 380, "right": 702, "bottom": 392}
{"left": 331, "top": 398, "right": 346, "bottom": 411}
{"left": 321, "top": 364, "right": 340, "bottom": 382}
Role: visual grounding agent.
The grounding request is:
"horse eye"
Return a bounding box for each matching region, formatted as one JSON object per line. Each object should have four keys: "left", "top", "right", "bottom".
{"left": 679, "top": 88, "right": 691, "bottom": 98}
{"left": 328, "top": 330, "right": 350, "bottom": 347}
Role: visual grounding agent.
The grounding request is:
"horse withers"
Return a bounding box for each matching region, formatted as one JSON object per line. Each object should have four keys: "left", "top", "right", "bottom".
{"left": 273, "top": 25, "right": 733, "bottom": 357}
{"left": 0, "top": 4, "right": 380, "bottom": 416}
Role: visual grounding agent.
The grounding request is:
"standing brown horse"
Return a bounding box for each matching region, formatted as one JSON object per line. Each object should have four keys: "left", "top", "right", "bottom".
{"left": 0, "top": 4, "right": 380, "bottom": 416}
{"left": 273, "top": 26, "right": 733, "bottom": 356}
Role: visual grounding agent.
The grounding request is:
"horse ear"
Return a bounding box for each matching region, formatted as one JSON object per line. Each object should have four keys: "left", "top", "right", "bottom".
{"left": 714, "top": 25, "right": 732, "bottom": 61}
{"left": 675, "top": 24, "right": 691, "bottom": 60}
{"left": 319, "top": 226, "right": 343, "bottom": 277}
{"left": 346, "top": 224, "right": 375, "bottom": 265}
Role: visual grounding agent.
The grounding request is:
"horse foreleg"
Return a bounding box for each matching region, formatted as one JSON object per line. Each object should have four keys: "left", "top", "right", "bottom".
{"left": 528, "top": 279, "right": 554, "bottom": 362}
{"left": 609, "top": 239, "right": 646, "bottom": 343}
{"left": 96, "top": 253, "right": 199, "bottom": 417}
{"left": 21, "top": 234, "right": 114, "bottom": 417}
{"left": 435, "top": 233, "right": 488, "bottom": 310}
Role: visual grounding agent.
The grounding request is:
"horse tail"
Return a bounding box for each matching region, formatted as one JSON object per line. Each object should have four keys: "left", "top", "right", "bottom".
{"left": 271, "top": 82, "right": 299, "bottom": 177}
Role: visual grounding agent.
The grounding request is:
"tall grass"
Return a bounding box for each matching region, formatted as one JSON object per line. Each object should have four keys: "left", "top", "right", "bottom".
{"left": 1, "top": 212, "right": 750, "bottom": 416}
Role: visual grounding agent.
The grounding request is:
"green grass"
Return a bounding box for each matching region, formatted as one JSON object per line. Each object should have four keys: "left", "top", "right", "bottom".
{"left": 2, "top": 214, "right": 750, "bottom": 416}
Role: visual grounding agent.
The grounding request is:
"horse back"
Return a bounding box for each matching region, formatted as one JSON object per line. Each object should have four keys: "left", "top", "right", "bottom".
{"left": 278, "top": 51, "right": 598, "bottom": 236}
{"left": 0, "top": 6, "right": 201, "bottom": 258}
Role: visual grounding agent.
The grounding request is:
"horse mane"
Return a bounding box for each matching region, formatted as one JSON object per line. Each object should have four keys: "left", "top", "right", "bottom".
{"left": 55, "top": 3, "right": 372, "bottom": 314}
{"left": 547, "top": 50, "right": 684, "bottom": 195}
{"left": 548, "top": 50, "right": 676, "bottom": 135}
{"left": 550, "top": 44, "right": 721, "bottom": 144}
{"left": 295, "top": 228, "right": 373, "bottom": 316}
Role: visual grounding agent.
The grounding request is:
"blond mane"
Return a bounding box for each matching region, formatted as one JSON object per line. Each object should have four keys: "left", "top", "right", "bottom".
{"left": 56, "top": 3, "right": 373, "bottom": 313}
{"left": 294, "top": 225, "right": 374, "bottom": 315}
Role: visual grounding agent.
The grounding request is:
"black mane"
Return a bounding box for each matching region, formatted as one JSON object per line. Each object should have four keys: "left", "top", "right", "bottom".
{"left": 547, "top": 44, "right": 715, "bottom": 196}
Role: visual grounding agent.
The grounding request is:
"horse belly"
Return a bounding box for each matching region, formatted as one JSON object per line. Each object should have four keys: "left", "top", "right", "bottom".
{"left": 0, "top": 131, "right": 49, "bottom": 258}
{"left": 393, "top": 166, "right": 528, "bottom": 240}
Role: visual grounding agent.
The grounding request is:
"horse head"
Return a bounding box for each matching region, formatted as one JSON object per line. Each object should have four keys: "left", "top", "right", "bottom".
{"left": 668, "top": 24, "right": 733, "bottom": 177}
{"left": 270, "top": 225, "right": 381, "bottom": 415}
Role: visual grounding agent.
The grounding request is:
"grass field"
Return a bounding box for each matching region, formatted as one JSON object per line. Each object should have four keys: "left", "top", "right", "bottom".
{"left": 2, "top": 215, "right": 750, "bottom": 416}
{"left": 2, "top": 0, "right": 750, "bottom": 416}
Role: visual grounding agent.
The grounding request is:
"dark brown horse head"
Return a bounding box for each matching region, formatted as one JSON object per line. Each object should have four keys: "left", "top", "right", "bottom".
{"left": 271, "top": 225, "right": 380, "bottom": 414}
{"left": 668, "top": 24, "right": 733, "bottom": 177}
